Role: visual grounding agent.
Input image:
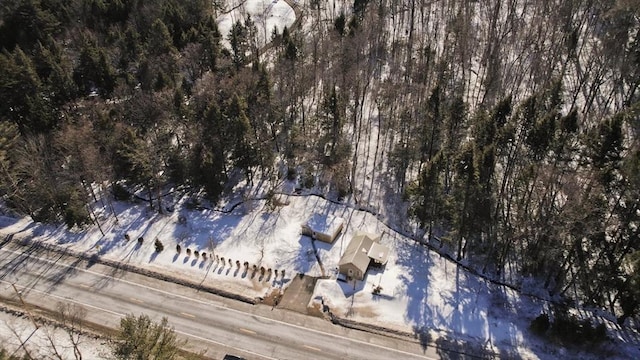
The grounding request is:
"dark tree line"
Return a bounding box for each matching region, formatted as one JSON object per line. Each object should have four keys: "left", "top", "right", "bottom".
{"left": 1, "top": 0, "right": 639, "bottom": 324}
{"left": 0, "top": 0, "right": 273, "bottom": 222}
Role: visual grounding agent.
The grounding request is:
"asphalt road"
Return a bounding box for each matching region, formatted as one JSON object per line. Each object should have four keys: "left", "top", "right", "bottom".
{"left": 0, "top": 241, "right": 440, "bottom": 360}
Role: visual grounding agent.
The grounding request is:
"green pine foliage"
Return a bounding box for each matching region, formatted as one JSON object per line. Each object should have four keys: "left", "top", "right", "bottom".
{"left": 113, "top": 314, "right": 182, "bottom": 360}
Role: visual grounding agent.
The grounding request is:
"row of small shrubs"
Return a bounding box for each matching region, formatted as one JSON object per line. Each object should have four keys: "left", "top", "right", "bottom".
{"left": 175, "top": 244, "right": 286, "bottom": 278}
{"left": 124, "top": 232, "right": 165, "bottom": 253}
{"left": 126, "top": 234, "right": 287, "bottom": 280}
{"left": 530, "top": 310, "right": 607, "bottom": 345}
{"left": 124, "top": 233, "right": 148, "bottom": 244}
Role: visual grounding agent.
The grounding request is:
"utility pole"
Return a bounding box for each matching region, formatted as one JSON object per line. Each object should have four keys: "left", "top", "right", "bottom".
{"left": 11, "top": 284, "right": 39, "bottom": 330}
{"left": 10, "top": 283, "right": 39, "bottom": 359}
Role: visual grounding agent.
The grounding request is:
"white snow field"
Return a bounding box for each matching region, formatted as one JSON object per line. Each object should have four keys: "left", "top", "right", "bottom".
{"left": 217, "top": 0, "right": 296, "bottom": 49}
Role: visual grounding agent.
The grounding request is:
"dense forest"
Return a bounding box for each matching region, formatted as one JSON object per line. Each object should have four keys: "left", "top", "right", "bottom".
{"left": 0, "top": 0, "right": 639, "bottom": 325}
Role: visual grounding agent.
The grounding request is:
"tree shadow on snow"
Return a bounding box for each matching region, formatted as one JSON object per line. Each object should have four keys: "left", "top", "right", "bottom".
{"left": 395, "top": 232, "right": 553, "bottom": 359}
{"left": 393, "top": 233, "right": 437, "bottom": 352}
{"left": 395, "top": 233, "right": 491, "bottom": 354}
{"left": 0, "top": 215, "right": 23, "bottom": 229}
{"left": 256, "top": 211, "right": 281, "bottom": 236}
{"left": 294, "top": 235, "right": 317, "bottom": 274}
{"left": 338, "top": 278, "right": 366, "bottom": 297}
{"left": 170, "top": 208, "right": 243, "bottom": 257}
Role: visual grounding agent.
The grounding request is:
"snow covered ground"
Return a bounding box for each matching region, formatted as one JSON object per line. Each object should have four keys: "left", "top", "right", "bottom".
{"left": 217, "top": 0, "right": 296, "bottom": 48}
{"left": 1, "top": 187, "right": 639, "bottom": 359}
{"left": 0, "top": 310, "right": 109, "bottom": 359}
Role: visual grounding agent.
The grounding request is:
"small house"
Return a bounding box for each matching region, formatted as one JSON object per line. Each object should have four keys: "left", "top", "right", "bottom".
{"left": 301, "top": 213, "right": 345, "bottom": 244}
{"left": 338, "top": 231, "right": 389, "bottom": 281}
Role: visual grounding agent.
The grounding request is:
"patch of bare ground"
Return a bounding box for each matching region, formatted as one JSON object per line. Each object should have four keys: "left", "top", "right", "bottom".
{"left": 262, "top": 288, "right": 282, "bottom": 307}
{"left": 307, "top": 302, "right": 325, "bottom": 318}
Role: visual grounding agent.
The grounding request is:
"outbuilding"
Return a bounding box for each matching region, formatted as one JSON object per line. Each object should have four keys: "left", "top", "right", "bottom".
{"left": 338, "top": 231, "right": 389, "bottom": 281}
{"left": 301, "top": 213, "right": 345, "bottom": 244}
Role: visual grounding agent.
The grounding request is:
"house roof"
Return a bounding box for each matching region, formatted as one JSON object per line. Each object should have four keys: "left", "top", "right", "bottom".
{"left": 338, "top": 231, "right": 382, "bottom": 273}
{"left": 304, "top": 213, "right": 344, "bottom": 236}
{"left": 368, "top": 242, "right": 389, "bottom": 265}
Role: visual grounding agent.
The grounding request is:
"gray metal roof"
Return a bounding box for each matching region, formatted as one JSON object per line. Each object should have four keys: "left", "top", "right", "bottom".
{"left": 338, "top": 232, "right": 385, "bottom": 273}
{"left": 368, "top": 242, "right": 390, "bottom": 265}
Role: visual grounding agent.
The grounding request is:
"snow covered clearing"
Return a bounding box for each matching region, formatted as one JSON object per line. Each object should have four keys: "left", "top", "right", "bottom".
{"left": 217, "top": 0, "right": 296, "bottom": 48}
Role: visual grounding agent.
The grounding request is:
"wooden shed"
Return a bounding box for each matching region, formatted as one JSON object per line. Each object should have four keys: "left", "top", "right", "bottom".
{"left": 301, "top": 213, "right": 345, "bottom": 244}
